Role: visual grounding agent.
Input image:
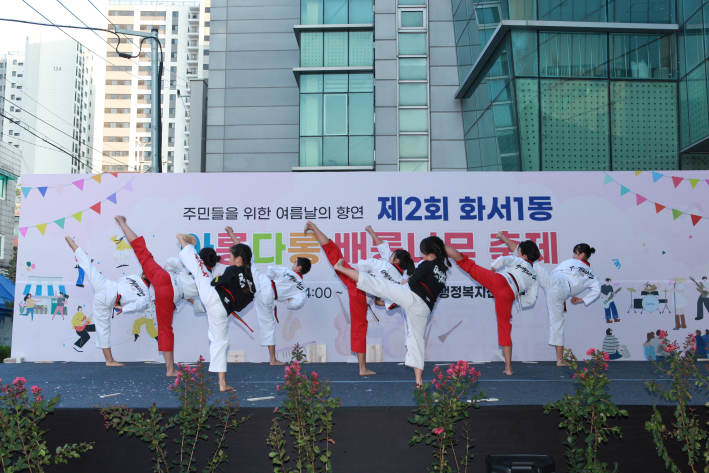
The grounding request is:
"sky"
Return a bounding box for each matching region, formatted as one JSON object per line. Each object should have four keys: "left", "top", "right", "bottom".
{"left": 0, "top": 0, "right": 111, "bottom": 54}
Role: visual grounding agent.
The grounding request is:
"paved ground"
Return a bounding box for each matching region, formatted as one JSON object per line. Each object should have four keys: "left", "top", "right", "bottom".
{"left": 1, "top": 360, "right": 706, "bottom": 408}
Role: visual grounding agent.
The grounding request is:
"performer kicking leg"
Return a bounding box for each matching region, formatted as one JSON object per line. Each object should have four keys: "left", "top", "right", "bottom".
{"left": 115, "top": 215, "right": 179, "bottom": 377}
{"left": 445, "top": 240, "right": 540, "bottom": 376}
{"left": 305, "top": 221, "right": 374, "bottom": 375}
{"left": 332, "top": 236, "right": 450, "bottom": 386}
{"left": 64, "top": 236, "right": 150, "bottom": 366}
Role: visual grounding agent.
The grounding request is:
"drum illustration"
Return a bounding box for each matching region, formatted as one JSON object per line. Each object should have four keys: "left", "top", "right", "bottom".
{"left": 642, "top": 294, "right": 660, "bottom": 312}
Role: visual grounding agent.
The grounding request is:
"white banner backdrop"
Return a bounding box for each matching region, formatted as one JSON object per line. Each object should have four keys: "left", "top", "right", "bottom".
{"left": 11, "top": 171, "right": 709, "bottom": 363}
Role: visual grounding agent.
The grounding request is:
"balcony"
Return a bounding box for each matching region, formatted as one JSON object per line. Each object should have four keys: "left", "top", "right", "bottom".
{"left": 188, "top": 14, "right": 199, "bottom": 22}
{"left": 187, "top": 54, "right": 199, "bottom": 64}
{"left": 187, "top": 27, "right": 199, "bottom": 36}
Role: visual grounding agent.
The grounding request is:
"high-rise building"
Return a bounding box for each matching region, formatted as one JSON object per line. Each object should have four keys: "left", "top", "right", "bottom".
{"left": 193, "top": 0, "right": 709, "bottom": 172}
{"left": 0, "top": 142, "right": 20, "bottom": 276}
{"left": 103, "top": 0, "right": 211, "bottom": 173}
{"left": 0, "top": 52, "right": 27, "bottom": 157}
{"left": 1, "top": 31, "right": 101, "bottom": 175}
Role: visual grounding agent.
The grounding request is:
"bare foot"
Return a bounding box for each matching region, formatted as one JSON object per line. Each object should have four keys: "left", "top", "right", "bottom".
{"left": 503, "top": 368, "right": 513, "bottom": 375}
{"left": 270, "top": 359, "right": 285, "bottom": 366}
{"left": 557, "top": 360, "right": 571, "bottom": 367}
{"left": 220, "top": 384, "right": 235, "bottom": 392}
{"left": 360, "top": 369, "right": 377, "bottom": 376}
{"left": 304, "top": 220, "right": 314, "bottom": 233}
{"left": 334, "top": 258, "right": 345, "bottom": 272}
{"left": 184, "top": 234, "right": 196, "bottom": 245}
{"left": 114, "top": 215, "right": 126, "bottom": 225}
{"left": 166, "top": 368, "right": 179, "bottom": 377}
{"left": 106, "top": 360, "right": 125, "bottom": 367}
{"left": 414, "top": 382, "right": 423, "bottom": 389}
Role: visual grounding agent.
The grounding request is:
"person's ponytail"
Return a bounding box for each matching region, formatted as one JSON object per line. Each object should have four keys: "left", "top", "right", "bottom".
{"left": 420, "top": 236, "right": 451, "bottom": 271}
{"left": 573, "top": 243, "right": 595, "bottom": 260}
{"left": 199, "top": 247, "right": 221, "bottom": 268}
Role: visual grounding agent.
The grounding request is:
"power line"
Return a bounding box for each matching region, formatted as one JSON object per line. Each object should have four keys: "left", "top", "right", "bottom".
{"left": 1, "top": 96, "right": 141, "bottom": 172}
{"left": 0, "top": 144, "right": 31, "bottom": 175}
{"left": 87, "top": 0, "right": 116, "bottom": 29}
{"left": 0, "top": 111, "right": 102, "bottom": 174}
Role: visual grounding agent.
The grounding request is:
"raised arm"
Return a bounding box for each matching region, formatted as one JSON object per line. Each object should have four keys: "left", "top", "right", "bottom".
{"left": 444, "top": 244, "right": 464, "bottom": 262}
{"left": 365, "top": 225, "right": 383, "bottom": 246}
{"left": 225, "top": 226, "right": 240, "bottom": 244}
{"left": 64, "top": 236, "right": 79, "bottom": 252}
{"left": 496, "top": 231, "right": 517, "bottom": 253}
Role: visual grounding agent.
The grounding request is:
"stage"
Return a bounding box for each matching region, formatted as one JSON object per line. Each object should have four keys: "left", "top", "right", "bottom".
{"left": 1, "top": 361, "right": 706, "bottom": 472}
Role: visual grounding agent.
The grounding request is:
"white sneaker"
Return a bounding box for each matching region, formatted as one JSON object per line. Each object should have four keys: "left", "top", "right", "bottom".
{"left": 192, "top": 300, "right": 206, "bottom": 313}
{"left": 621, "top": 344, "right": 631, "bottom": 358}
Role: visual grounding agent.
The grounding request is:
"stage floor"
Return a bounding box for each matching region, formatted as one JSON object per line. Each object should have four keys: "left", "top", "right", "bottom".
{"left": 1, "top": 360, "right": 706, "bottom": 408}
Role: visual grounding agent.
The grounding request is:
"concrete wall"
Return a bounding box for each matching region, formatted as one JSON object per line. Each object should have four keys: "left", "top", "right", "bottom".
{"left": 206, "top": 0, "right": 301, "bottom": 172}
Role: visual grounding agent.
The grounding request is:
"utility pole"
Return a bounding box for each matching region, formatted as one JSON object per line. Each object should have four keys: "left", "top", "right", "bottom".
{"left": 115, "top": 27, "right": 161, "bottom": 173}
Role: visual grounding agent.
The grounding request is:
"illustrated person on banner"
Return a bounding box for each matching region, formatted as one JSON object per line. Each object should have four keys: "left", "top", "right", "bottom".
{"left": 695, "top": 330, "right": 708, "bottom": 358}
{"left": 602, "top": 328, "right": 631, "bottom": 360}
{"left": 642, "top": 332, "right": 656, "bottom": 361}
{"left": 64, "top": 236, "right": 151, "bottom": 367}
{"left": 225, "top": 226, "right": 311, "bottom": 366}
{"left": 111, "top": 235, "right": 133, "bottom": 268}
{"left": 71, "top": 306, "right": 95, "bottom": 351}
{"left": 672, "top": 279, "right": 688, "bottom": 330}
{"left": 690, "top": 276, "right": 709, "bottom": 320}
{"left": 600, "top": 279, "right": 621, "bottom": 323}
{"left": 23, "top": 293, "right": 36, "bottom": 321}
{"left": 52, "top": 292, "right": 68, "bottom": 320}
{"left": 132, "top": 299, "right": 158, "bottom": 343}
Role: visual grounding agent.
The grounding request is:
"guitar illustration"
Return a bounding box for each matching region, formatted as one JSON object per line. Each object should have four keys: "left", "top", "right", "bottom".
{"left": 690, "top": 277, "right": 709, "bottom": 298}
{"left": 601, "top": 287, "right": 622, "bottom": 309}
{"left": 281, "top": 309, "right": 301, "bottom": 341}
{"left": 438, "top": 320, "right": 463, "bottom": 343}
{"left": 333, "top": 291, "right": 351, "bottom": 356}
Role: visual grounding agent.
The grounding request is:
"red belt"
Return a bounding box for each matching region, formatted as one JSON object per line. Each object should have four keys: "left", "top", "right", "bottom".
{"left": 271, "top": 281, "right": 279, "bottom": 323}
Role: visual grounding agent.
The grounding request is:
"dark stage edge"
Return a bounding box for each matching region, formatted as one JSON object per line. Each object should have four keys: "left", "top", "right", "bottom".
{"left": 39, "top": 406, "right": 700, "bottom": 473}
{"left": 1, "top": 361, "right": 708, "bottom": 408}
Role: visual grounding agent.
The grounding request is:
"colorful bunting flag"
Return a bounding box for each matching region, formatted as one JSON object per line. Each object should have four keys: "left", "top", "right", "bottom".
{"left": 652, "top": 172, "right": 664, "bottom": 183}
{"left": 54, "top": 185, "right": 64, "bottom": 196}
{"left": 35, "top": 224, "right": 47, "bottom": 235}
{"left": 37, "top": 187, "right": 48, "bottom": 197}
{"left": 672, "top": 176, "right": 683, "bottom": 188}
{"left": 106, "top": 193, "right": 118, "bottom": 204}
{"left": 21, "top": 187, "right": 31, "bottom": 198}
{"left": 603, "top": 174, "right": 614, "bottom": 185}
{"left": 109, "top": 172, "right": 118, "bottom": 178}
{"left": 54, "top": 218, "right": 65, "bottom": 229}
{"left": 690, "top": 179, "right": 700, "bottom": 189}
{"left": 73, "top": 180, "right": 84, "bottom": 191}
{"left": 672, "top": 209, "right": 683, "bottom": 220}
{"left": 620, "top": 185, "right": 630, "bottom": 196}
{"left": 123, "top": 181, "right": 133, "bottom": 192}
{"left": 91, "top": 174, "right": 102, "bottom": 184}
{"left": 90, "top": 202, "right": 101, "bottom": 215}
{"left": 19, "top": 227, "right": 28, "bottom": 238}
{"left": 635, "top": 171, "right": 642, "bottom": 176}
{"left": 691, "top": 215, "right": 702, "bottom": 226}
{"left": 655, "top": 203, "right": 665, "bottom": 213}
{"left": 636, "top": 194, "right": 647, "bottom": 205}
{"left": 72, "top": 212, "right": 83, "bottom": 222}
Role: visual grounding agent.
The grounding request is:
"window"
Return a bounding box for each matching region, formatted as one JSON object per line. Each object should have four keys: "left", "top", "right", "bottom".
{"left": 141, "top": 11, "right": 166, "bottom": 17}
{"left": 301, "top": 31, "right": 373, "bottom": 67}
{"left": 400, "top": 10, "right": 425, "bottom": 28}
{"left": 0, "top": 235, "right": 5, "bottom": 260}
{"left": 203, "top": 64, "right": 209, "bottom": 70}
{"left": 204, "top": 49, "right": 210, "bottom": 56}
{"left": 11, "top": 71, "right": 16, "bottom": 77}
{"left": 0, "top": 176, "right": 6, "bottom": 200}
{"left": 398, "top": 33, "right": 427, "bottom": 55}
{"left": 168, "top": 122, "right": 175, "bottom": 129}
{"left": 301, "top": 0, "right": 373, "bottom": 24}
{"left": 108, "top": 10, "right": 134, "bottom": 16}
{"left": 204, "top": 35, "right": 210, "bottom": 41}
{"left": 107, "top": 151, "right": 129, "bottom": 156}
{"left": 299, "top": 73, "right": 374, "bottom": 167}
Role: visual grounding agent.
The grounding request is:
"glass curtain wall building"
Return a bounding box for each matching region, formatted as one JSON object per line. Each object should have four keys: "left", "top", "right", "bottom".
{"left": 454, "top": 0, "right": 709, "bottom": 171}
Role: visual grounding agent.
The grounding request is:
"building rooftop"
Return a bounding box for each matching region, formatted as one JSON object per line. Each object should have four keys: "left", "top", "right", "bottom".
{"left": 109, "top": 0, "right": 200, "bottom": 6}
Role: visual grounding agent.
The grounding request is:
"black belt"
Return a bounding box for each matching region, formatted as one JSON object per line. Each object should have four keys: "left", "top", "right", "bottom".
{"left": 509, "top": 274, "right": 520, "bottom": 294}
{"left": 271, "top": 281, "right": 279, "bottom": 323}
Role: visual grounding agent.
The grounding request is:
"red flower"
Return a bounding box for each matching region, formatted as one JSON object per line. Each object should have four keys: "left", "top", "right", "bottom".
{"left": 433, "top": 427, "right": 444, "bottom": 435}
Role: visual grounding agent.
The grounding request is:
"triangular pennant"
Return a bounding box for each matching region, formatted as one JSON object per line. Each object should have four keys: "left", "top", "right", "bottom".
{"left": 91, "top": 174, "right": 102, "bottom": 184}
{"left": 72, "top": 211, "right": 83, "bottom": 222}
{"left": 106, "top": 193, "right": 117, "bottom": 205}
{"left": 672, "top": 209, "right": 683, "bottom": 220}
{"left": 652, "top": 172, "right": 664, "bottom": 183}
{"left": 37, "top": 187, "right": 48, "bottom": 197}
{"left": 672, "top": 176, "right": 683, "bottom": 188}
{"left": 634, "top": 171, "right": 642, "bottom": 176}
{"left": 690, "top": 179, "right": 700, "bottom": 189}
{"left": 90, "top": 202, "right": 101, "bottom": 214}
{"left": 73, "top": 179, "right": 84, "bottom": 191}
{"left": 122, "top": 181, "right": 133, "bottom": 192}
{"left": 21, "top": 187, "right": 31, "bottom": 198}
{"left": 109, "top": 172, "right": 118, "bottom": 178}
{"left": 636, "top": 194, "right": 647, "bottom": 205}
{"left": 620, "top": 185, "right": 631, "bottom": 196}
{"left": 19, "top": 227, "right": 28, "bottom": 238}
{"left": 35, "top": 223, "right": 47, "bottom": 235}
{"left": 54, "top": 185, "right": 64, "bottom": 196}
{"left": 691, "top": 215, "right": 702, "bottom": 226}
{"left": 655, "top": 203, "right": 665, "bottom": 213}
{"left": 603, "top": 174, "right": 614, "bottom": 185}
{"left": 54, "top": 218, "right": 65, "bottom": 229}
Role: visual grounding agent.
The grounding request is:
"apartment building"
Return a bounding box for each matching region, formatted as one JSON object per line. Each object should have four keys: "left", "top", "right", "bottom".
{"left": 0, "top": 52, "right": 27, "bottom": 158}
{"left": 103, "top": 0, "right": 211, "bottom": 173}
